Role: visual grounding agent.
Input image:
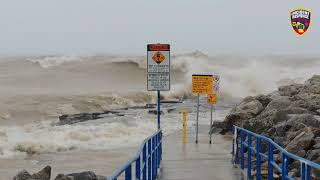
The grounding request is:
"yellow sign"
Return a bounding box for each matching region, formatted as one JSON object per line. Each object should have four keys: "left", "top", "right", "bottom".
{"left": 192, "top": 75, "right": 213, "bottom": 94}
{"left": 207, "top": 94, "right": 217, "bottom": 104}
{"left": 152, "top": 51, "right": 165, "bottom": 64}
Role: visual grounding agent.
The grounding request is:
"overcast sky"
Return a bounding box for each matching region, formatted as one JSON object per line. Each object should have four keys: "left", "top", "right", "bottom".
{"left": 0, "top": 0, "right": 319, "bottom": 55}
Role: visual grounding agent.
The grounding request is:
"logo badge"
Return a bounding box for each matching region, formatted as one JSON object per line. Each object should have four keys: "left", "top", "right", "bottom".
{"left": 152, "top": 51, "right": 165, "bottom": 64}
{"left": 290, "top": 9, "right": 311, "bottom": 35}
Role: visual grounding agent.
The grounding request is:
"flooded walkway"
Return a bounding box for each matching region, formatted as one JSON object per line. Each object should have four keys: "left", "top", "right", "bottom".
{"left": 159, "top": 126, "right": 244, "bottom": 180}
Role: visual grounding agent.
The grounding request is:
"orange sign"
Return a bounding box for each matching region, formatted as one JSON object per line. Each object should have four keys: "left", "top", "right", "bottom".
{"left": 152, "top": 51, "right": 165, "bottom": 64}
{"left": 207, "top": 94, "right": 217, "bottom": 104}
{"left": 192, "top": 75, "right": 213, "bottom": 94}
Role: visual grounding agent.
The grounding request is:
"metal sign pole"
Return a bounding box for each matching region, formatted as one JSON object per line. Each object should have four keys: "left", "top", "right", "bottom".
{"left": 157, "top": 90, "right": 161, "bottom": 130}
{"left": 209, "top": 104, "right": 213, "bottom": 144}
{"left": 196, "top": 93, "right": 200, "bottom": 144}
{"left": 182, "top": 112, "right": 186, "bottom": 144}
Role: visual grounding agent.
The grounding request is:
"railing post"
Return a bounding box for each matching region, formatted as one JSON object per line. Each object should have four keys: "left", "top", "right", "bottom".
{"left": 301, "top": 162, "right": 306, "bottom": 180}
{"left": 247, "top": 134, "right": 252, "bottom": 179}
{"left": 232, "top": 126, "right": 235, "bottom": 163}
{"left": 154, "top": 135, "right": 158, "bottom": 178}
{"left": 136, "top": 156, "right": 141, "bottom": 180}
{"left": 154, "top": 135, "right": 157, "bottom": 179}
{"left": 143, "top": 144, "right": 147, "bottom": 180}
{"left": 281, "top": 153, "right": 288, "bottom": 180}
{"left": 125, "top": 165, "right": 132, "bottom": 180}
{"left": 160, "top": 131, "right": 162, "bottom": 161}
{"left": 157, "top": 133, "right": 160, "bottom": 168}
{"left": 152, "top": 136, "right": 155, "bottom": 180}
{"left": 240, "top": 130, "right": 245, "bottom": 169}
{"left": 148, "top": 139, "right": 151, "bottom": 180}
{"left": 306, "top": 165, "right": 311, "bottom": 180}
{"left": 256, "top": 137, "right": 261, "bottom": 180}
{"left": 267, "top": 142, "right": 273, "bottom": 180}
{"left": 235, "top": 128, "right": 239, "bottom": 164}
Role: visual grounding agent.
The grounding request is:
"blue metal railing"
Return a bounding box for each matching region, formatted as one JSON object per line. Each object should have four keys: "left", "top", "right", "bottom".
{"left": 232, "top": 126, "right": 320, "bottom": 180}
{"left": 107, "top": 130, "right": 162, "bottom": 180}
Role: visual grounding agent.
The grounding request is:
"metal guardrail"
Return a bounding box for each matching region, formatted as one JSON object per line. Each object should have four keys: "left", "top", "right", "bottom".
{"left": 232, "top": 126, "right": 320, "bottom": 180}
{"left": 107, "top": 130, "right": 162, "bottom": 180}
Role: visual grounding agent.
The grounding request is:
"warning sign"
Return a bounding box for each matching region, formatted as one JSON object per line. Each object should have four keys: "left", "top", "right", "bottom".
{"left": 192, "top": 75, "right": 213, "bottom": 94}
{"left": 147, "top": 44, "right": 170, "bottom": 91}
{"left": 213, "top": 74, "right": 220, "bottom": 94}
{"left": 152, "top": 51, "right": 165, "bottom": 64}
{"left": 207, "top": 94, "right": 217, "bottom": 104}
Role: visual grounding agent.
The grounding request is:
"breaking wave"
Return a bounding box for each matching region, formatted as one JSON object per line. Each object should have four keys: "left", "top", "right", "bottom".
{"left": 24, "top": 52, "right": 320, "bottom": 98}
{"left": 0, "top": 117, "right": 156, "bottom": 158}
{"left": 27, "top": 55, "right": 84, "bottom": 68}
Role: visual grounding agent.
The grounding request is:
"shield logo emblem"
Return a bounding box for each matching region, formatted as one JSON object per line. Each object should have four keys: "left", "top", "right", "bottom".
{"left": 290, "top": 9, "right": 311, "bottom": 35}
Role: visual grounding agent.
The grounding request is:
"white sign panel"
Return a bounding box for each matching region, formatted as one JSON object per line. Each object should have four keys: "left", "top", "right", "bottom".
{"left": 147, "top": 44, "right": 170, "bottom": 91}
{"left": 213, "top": 74, "right": 220, "bottom": 94}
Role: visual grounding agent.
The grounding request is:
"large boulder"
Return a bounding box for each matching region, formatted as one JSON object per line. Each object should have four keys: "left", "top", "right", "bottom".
{"left": 223, "top": 113, "right": 250, "bottom": 131}
{"left": 211, "top": 121, "right": 228, "bottom": 134}
{"left": 223, "top": 96, "right": 264, "bottom": 132}
{"left": 242, "top": 106, "right": 304, "bottom": 134}
{"left": 55, "top": 174, "right": 74, "bottom": 180}
{"left": 313, "top": 137, "right": 320, "bottom": 149}
{"left": 243, "top": 115, "right": 274, "bottom": 134}
{"left": 233, "top": 96, "right": 264, "bottom": 117}
{"left": 273, "top": 122, "right": 293, "bottom": 138}
{"left": 290, "top": 93, "right": 320, "bottom": 111}
{"left": 285, "top": 129, "right": 314, "bottom": 154}
{"left": 67, "top": 171, "right": 98, "bottom": 180}
{"left": 306, "top": 149, "right": 320, "bottom": 161}
{"left": 263, "top": 96, "right": 292, "bottom": 112}
{"left": 304, "top": 75, "right": 320, "bottom": 94}
{"left": 285, "top": 114, "right": 320, "bottom": 129}
{"left": 31, "top": 166, "right": 51, "bottom": 180}
{"left": 267, "top": 90, "right": 282, "bottom": 101}
{"left": 254, "top": 94, "right": 272, "bottom": 108}
{"left": 55, "top": 173, "right": 106, "bottom": 180}
{"left": 278, "top": 83, "right": 304, "bottom": 96}
{"left": 274, "top": 107, "right": 311, "bottom": 123}
{"left": 96, "top": 176, "right": 106, "bottom": 180}
{"left": 13, "top": 170, "right": 33, "bottom": 180}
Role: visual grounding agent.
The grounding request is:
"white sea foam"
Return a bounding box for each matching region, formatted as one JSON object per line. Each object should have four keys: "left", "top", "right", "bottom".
{"left": 0, "top": 106, "right": 184, "bottom": 158}
{"left": 27, "top": 55, "right": 84, "bottom": 68}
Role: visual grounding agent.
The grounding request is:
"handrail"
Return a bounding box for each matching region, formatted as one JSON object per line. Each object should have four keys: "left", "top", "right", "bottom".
{"left": 107, "top": 130, "right": 162, "bottom": 180}
{"left": 232, "top": 126, "right": 320, "bottom": 180}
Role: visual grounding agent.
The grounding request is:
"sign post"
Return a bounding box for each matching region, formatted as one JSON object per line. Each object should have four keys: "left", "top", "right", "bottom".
{"left": 182, "top": 111, "right": 187, "bottom": 144}
{"left": 157, "top": 90, "right": 160, "bottom": 129}
{"left": 207, "top": 94, "right": 217, "bottom": 144}
{"left": 210, "top": 104, "right": 213, "bottom": 144}
{"left": 207, "top": 75, "right": 219, "bottom": 144}
{"left": 192, "top": 74, "right": 213, "bottom": 144}
{"left": 196, "top": 93, "right": 200, "bottom": 144}
{"left": 147, "top": 44, "right": 170, "bottom": 130}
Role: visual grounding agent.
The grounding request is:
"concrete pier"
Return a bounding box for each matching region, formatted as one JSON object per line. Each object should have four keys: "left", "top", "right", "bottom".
{"left": 159, "top": 126, "right": 244, "bottom": 180}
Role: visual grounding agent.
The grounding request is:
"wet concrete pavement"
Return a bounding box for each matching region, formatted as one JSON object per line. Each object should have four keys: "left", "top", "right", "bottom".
{"left": 159, "top": 126, "right": 245, "bottom": 180}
